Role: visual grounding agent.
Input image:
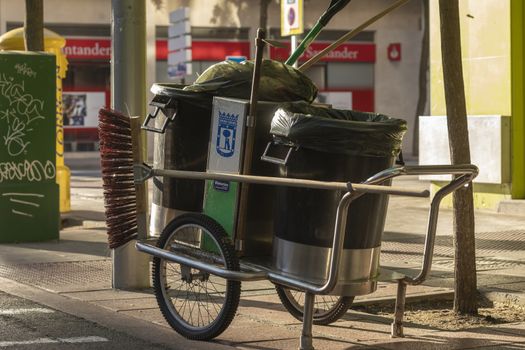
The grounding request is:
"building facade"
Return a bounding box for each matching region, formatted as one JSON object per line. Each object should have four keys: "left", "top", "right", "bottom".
{"left": 0, "top": 0, "right": 426, "bottom": 156}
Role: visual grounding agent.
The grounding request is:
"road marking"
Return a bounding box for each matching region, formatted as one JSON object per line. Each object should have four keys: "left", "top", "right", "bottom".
{"left": 0, "top": 308, "right": 54, "bottom": 315}
{"left": 0, "top": 336, "right": 108, "bottom": 347}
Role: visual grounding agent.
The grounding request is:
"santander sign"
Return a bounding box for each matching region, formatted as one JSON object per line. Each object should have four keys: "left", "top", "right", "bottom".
{"left": 304, "top": 45, "right": 359, "bottom": 60}
{"left": 63, "top": 39, "right": 111, "bottom": 59}
{"left": 270, "top": 42, "right": 375, "bottom": 63}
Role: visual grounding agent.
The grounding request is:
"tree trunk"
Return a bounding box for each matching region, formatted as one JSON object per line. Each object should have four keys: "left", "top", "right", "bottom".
{"left": 24, "top": 0, "right": 44, "bottom": 51}
{"left": 412, "top": 0, "right": 429, "bottom": 157}
{"left": 438, "top": 0, "right": 478, "bottom": 315}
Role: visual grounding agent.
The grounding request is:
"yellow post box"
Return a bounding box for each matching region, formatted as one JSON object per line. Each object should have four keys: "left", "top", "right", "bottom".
{"left": 0, "top": 27, "right": 71, "bottom": 213}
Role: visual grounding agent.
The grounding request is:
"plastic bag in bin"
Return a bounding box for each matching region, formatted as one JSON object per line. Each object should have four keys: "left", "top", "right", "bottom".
{"left": 270, "top": 101, "right": 407, "bottom": 157}
{"left": 183, "top": 59, "right": 318, "bottom": 103}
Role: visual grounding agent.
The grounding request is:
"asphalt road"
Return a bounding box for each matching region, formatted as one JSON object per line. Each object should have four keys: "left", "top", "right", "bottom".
{"left": 0, "top": 291, "right": 170, "bottom": 350}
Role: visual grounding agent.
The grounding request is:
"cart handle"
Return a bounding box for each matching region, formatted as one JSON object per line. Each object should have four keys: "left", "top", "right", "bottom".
{"left": 270, "top": 163, "right": 478, "bottom": 295}
{"left": 363, "top": 164, "right": 478, "bottom": 186}
{"left": 134, "top": 163, "right": 478, "bottom": 295}
{"left": 402, "top": 168, "right": 477, "bottom": 286}
{"left": 260, "top": 141, "right": 296, "bottom": 166}
{"left": 133, "top": 163, "right": 431, "bottom": 198}
{"left": 141, "top": 98, "right": 178, "bottom": 134}
{"left": 359, "top": 164, "right": 479, "bottom": 285}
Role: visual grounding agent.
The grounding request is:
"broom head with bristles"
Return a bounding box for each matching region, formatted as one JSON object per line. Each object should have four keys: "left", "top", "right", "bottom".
{"left": 98, "top": 108, "right": 138, "bottom": 249}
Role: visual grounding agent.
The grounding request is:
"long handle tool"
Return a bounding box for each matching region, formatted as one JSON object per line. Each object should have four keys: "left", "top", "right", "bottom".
{"left": 235, "top": 28, "right": 266, "bottom": 252}
{"left": 299, "top": 0, "right": 410, "bottom": 72}
{"left": 286, "top": 0, "right": 351, "bottom": 66}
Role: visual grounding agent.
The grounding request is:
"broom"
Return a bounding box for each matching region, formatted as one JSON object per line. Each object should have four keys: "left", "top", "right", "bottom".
{"left": 98, "top": 108, "right": 147, "bottom": 249}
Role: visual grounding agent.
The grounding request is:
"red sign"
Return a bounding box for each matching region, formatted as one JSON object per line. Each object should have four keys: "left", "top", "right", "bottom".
{"left": 62, "top": 39, "right": 375, "bottom": 63}
{"left": 158, "top": 40, "right": 250, "bottom": 60}
{"left": 64, "top": 38, "right": 251, "bottom": 62}
{"left": 156, "top": 40, "right": 167, "bottom": 61}
{"left": 388, "top": 43, "right": 401, "bottom": 61}
{"left": 270, "top": 42, "right": 375, "bottom": 63}
{"left": 63, "top": 39, "right": 111, "bottom": 59}
{"left": 350, "top": 89, "right": 374, "bottom": 112}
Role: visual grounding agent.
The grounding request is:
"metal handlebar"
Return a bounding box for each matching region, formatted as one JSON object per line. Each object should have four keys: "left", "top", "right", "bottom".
{"left": 271, "top": 164, "right": 478, "bottom": 294}
{"left": 361, "top": 164, "right": 479, "bottom": 285}
{"left": 402, "top": 167, "right": 477, "bottom": 285}
{"left": 134, "top": 162, "right": 478, "bottom": 294}
{"left": 364, "top": 164, "right": 478, "bottom": 185}
{"left": 133, "top": 163, "right": 431, "bottom": 198}
{"left": 141, "top": 98, "right": 178, "bottom": 134}
{"left": 260, "top": 142, "right": 296, "bottom": 166}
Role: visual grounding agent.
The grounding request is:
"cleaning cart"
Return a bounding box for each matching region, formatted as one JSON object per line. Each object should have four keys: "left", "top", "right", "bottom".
{"left": 134, "top": 29, "right": 478, "bottom": 350}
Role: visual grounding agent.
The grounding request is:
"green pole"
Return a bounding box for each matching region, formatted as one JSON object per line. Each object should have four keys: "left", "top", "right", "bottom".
{"left": 285, "top": 22, "right": 323, "bottom": 66}
{"left": 285, "top": 0, "right": 351, "bottom": 66}
{"left": 511, "top": 0, "right": 525, "bottom": 198}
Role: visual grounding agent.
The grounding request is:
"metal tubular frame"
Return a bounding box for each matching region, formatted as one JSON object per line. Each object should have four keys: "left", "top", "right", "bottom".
{"left": 300, "top": 292, "right": 316, "bottom": 350}
{"left": 135, "top": 163, "right": 478, "bottom": 344}
{"left": 134, "top": 164, "right": 431, "bottom": 197}
{"left": 136, "top": 164, "right": 477, "bottom": 287}
{"left": 390, "top": 164, "right": 478, "bottom": 337}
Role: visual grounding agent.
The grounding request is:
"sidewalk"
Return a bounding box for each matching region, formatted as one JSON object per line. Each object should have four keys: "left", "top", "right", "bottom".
{"left": 0, "top": 172, "right": 524, "bottom": 349}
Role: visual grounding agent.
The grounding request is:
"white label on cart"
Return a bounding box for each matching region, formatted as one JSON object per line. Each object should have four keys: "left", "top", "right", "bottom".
{"left": 208, "top": 97, "right": 248, "bottom": 174}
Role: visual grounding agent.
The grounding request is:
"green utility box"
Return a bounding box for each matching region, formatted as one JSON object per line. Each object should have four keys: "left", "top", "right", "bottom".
{"left": 0, "top": 52, "right": 59, "bottom": 242}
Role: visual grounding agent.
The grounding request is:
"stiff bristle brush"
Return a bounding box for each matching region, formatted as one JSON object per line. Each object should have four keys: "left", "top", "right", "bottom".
{"left": 98, "top": 108, "right": 148, "bottom": 249}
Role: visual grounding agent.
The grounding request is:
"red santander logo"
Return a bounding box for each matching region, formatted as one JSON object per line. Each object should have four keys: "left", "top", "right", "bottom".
{"left": 388, "top": 43, "right": 401, "bottom": 61}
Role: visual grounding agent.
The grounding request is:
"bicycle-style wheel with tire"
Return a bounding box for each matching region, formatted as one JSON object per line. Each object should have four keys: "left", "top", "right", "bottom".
{"left": 152, "top": 213, "right": 241, "bottom": 340}
{"left": 275, "top": 285, "right": 354, "bottom": 325}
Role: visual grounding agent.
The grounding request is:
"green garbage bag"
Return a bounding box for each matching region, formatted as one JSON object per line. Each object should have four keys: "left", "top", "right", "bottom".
{"left": 270, "top": 101, "right": 407, "bottom": 157}
{"left": 183, "top": 59, "right": 318, "bottom": 103}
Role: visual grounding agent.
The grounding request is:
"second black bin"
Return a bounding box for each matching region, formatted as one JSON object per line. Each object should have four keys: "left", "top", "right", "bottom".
{"left": 266, "top": 102, "right": 407, "bottom": 295}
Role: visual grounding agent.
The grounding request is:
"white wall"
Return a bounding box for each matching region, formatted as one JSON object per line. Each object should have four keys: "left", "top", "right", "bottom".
{"left": 0, "top": 0, "right": 111, "bottom": 26}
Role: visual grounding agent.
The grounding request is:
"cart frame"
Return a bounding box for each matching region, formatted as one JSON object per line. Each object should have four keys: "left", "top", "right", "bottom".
{"left": 135, "top": 162, "right": 478, "bottom": 349}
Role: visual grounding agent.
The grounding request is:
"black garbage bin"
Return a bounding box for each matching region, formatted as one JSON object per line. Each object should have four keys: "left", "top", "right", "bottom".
{"left": 266, "top": 102, "right": 407, "bottom": 296}
{"left": 148, "top": 84, "right": 214, "bottom": 235}
{"left": 148, "top": 59, "right": 319, "bottom": 235}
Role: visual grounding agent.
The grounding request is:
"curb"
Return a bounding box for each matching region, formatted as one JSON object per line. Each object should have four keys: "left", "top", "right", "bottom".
{"left": 61, "top": 217, "right": 106, "bottom": 229}
{"left": 497, "top": 199, "right": 525, "bottom": 216}
{"left": 353, "top": 288, "right": 525, "bottom": 308}
{"left": 353, "top": 290, "right": 454, "bottom": 306}
{"left": 481, "top": 289, "right": 525, "bottom": 307}
{"left": 61, "top": 214, "right": 106, "bottom": 229}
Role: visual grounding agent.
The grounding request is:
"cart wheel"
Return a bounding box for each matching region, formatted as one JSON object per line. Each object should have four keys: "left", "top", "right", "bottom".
{"left": 275, "top": 286, "right": 354, "bottom": 325}
{"left": 152, "top": 213, "right": 241, "bottom": 340}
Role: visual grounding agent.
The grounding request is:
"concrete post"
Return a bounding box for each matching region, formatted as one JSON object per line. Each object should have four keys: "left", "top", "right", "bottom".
{"left": 110, "top": 0, "right": 150, "bottom": 289}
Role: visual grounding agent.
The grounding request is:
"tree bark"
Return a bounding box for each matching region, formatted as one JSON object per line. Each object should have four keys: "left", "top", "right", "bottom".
{"left": 438, "top": 0, "right": 478, "bottom": 315}
{"left": 412, "top": 0, "right": 429, "bottom": 157}
{"left": 24, "top": 0, "right": 44, "bottom": 51}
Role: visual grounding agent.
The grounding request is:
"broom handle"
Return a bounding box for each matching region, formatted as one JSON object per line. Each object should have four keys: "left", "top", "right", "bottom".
{"left": 130, "top": 117, "right": 148, "bottom": 240}
{"left": 235, "top": 28, "right": 266, "bottom": 252}
{"left": 298, "top": 0, "right": 410, "bottom": 72}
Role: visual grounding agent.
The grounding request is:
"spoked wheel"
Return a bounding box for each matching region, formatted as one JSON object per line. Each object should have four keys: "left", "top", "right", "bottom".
{"left": 152, "top": 213, "right": 241, "bottom": 340}
{"left": 275, "top": 286, "right": 354, "bottom": 325}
